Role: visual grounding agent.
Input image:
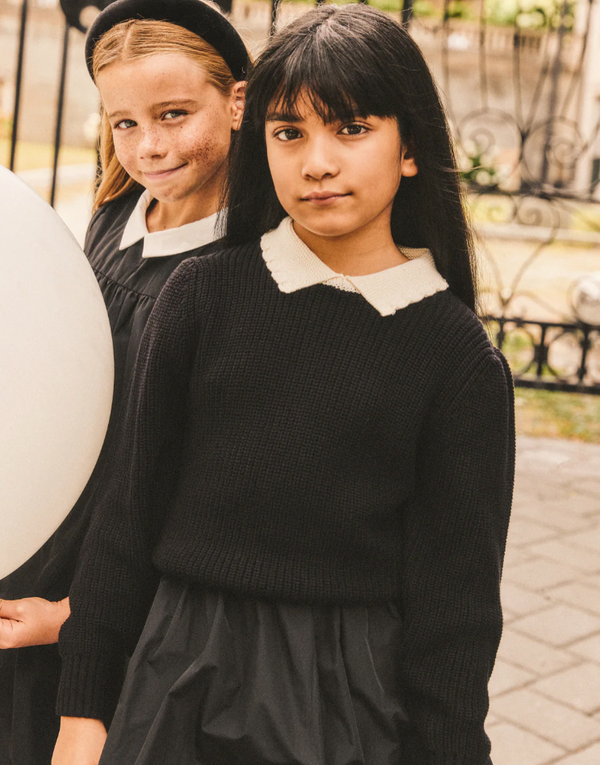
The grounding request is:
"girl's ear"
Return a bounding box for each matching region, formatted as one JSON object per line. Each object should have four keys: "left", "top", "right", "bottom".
{"left": 230, "top": 81, "right": 246, "bottom": 131}
{"left": 400, "top": 144, "right": 418, "bottom": 177}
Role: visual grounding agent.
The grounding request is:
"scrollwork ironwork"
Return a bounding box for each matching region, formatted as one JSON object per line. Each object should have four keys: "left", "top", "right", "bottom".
{"left": 521, "top": 116, "right": 587, "bottom": 190}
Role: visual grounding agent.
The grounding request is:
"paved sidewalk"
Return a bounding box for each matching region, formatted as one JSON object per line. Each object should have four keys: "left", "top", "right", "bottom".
{"left": 488, "top": 436, "right": 600, "bottom": 764}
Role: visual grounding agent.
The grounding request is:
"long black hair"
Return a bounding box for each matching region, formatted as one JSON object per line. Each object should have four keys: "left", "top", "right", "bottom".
{"left": 224, "top": 4, "right": 477, "bottom": 311}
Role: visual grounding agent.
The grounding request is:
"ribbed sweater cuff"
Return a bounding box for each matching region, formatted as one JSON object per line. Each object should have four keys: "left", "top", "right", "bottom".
{"left": 426, "top": 748, "right": 492, "bottom": 765}
{"left": 56, "top": 652, "right": 123, "bottom": 723}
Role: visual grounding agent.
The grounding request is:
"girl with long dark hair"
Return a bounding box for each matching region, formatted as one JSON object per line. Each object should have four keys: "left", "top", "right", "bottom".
{"left": 54, "top": 6, "right": 513, "bottom": 764}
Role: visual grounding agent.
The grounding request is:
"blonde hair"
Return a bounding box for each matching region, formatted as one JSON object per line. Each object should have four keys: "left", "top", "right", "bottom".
{"left": 92, "top": 18, "right": 237, "bottom": 210}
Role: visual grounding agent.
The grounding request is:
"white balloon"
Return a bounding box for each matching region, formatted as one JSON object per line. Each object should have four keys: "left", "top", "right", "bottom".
{"left": 0, "top": 166, "right": 113, "bottom": 580}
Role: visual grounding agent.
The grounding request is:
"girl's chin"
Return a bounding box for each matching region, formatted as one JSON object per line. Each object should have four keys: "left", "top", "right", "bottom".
{"left": 290, "top": 206, "right": 372, "bottom": 238}
{"left": 150, "top": 192, "right": 182, "bottom": 204}
{"left": 146, "top": 187, "right": 193, "bottom": 206}
{"left": 292, "top": 206, "right": 393, "bottom": 242}
{"left": 144, "top": 180, "right": 215, "bottom": 207}
{"left": 293, "top": 219, "right": 362, "bottom": 240}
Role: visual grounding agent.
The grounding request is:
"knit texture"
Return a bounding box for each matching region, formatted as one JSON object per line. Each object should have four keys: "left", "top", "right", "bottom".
{"left": 58, "top": 242, "right": 514, "bottom": 764}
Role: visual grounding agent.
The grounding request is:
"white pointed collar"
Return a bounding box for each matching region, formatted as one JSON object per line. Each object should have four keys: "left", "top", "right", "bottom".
{"left": 119, "top": 189, "right": 222, "bottom": 258}
{"left": 260, "top": 217, "right": 448, "bottom": 317}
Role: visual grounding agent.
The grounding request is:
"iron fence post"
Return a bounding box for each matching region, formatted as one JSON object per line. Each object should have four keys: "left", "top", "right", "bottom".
{"left": 578, "top": 327, "right": 591, "bottom": 383}
{"left": 9, "top": 0, "right": 29, "bottom": 172}
{"left": 50, "top": 20, "right": 70, "bottom": 208}
{"left": 540, "top": 0, "right": 569, "bottom": 186}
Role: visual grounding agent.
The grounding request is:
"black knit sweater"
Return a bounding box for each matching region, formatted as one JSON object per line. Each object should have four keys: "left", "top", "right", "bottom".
{"left": 58, "top": 242, "right": 514, "bottom": 765}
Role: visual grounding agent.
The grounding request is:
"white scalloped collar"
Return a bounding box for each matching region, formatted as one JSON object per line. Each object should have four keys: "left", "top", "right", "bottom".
{"left": 120, "top": 189, "right": 221, "bottom": 258}
{"left": 260, "top": 217, "right": 448, "bottom": 317}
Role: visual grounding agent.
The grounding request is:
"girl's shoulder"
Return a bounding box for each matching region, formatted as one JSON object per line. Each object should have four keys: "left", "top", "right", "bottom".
{"left": 158, "top": 238, "right": 264, "bottom": 301}
{"left": 420, "top": 288, "right": 495, "bottom": 354}
{"left": 84, "top": 187, "right": 144, "bottom": 256}
{"left": 413, "top": 288, "right": 511, "bottom": 401}
{"left": 89, "top": 187, "right": 143, "bottom": 225}
{"left": 177, "top": 238, "right": 265, "bottom": 282}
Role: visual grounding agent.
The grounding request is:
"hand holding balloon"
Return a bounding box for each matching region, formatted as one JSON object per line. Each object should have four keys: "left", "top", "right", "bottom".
{"left": 0, "top": 596, "right": 70, "bottom": 648}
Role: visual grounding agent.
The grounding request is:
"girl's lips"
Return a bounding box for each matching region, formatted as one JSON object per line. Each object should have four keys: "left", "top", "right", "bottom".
{"left": 143, "top": 164, "right": 186, "bottom": 180}
{"left": 301, "top": 192, "right": 350, "bottom": 205}
{"left": 302, "top": 191, "right": 349, "bottom": 199}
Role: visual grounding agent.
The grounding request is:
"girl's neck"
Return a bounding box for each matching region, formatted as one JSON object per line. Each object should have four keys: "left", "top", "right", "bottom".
{"left": 292, "top": 217, "right": 409, "bottom": 277}
{"left": 145, "top": 161, "right": 227, "bottom": 232}
{"left": 146, "top": 194, "right": 219, "bottom": 233}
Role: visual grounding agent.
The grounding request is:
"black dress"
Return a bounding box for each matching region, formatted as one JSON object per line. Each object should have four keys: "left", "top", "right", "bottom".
{"left": 99, "top": 579, "right": 410, "bottom": 765}
{"left": 0, "top": 189, "right": 220, "bottom": 765}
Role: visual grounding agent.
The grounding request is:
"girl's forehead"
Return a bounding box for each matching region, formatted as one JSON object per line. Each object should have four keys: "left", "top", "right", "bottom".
{"left": 266, "top": 91, "right": 317, "bottom": 120}
{"left": 99, "top": 52, "right": 208, "bottom": 87}
{"left": 265, "top": 88, "right": 362, "bottom": 124}
{"left": 97, "top": 53, "right": 212, "bottom": 102}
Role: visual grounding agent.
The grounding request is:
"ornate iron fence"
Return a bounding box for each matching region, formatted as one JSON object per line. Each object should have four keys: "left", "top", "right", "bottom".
{"left": 423, "top": 0, "right": 600, "bottom": 394}
{"left": 5, "top": 0, "right": 600, "bottom": 392}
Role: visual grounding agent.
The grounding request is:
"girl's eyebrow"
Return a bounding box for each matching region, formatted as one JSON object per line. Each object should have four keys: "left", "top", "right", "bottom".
{"left": 108, "top": 110, "right": 130, "bottom": 120}
{"left": 265, "top": 111, "right": 302, "bottom": 123}
{"left": 153, "top": 99, "right": 198, "bottom": 110}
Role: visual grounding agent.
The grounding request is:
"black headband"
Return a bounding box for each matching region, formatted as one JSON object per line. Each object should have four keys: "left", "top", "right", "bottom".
{"left": 85, "top": 0, "right": 248, "bottom": 81}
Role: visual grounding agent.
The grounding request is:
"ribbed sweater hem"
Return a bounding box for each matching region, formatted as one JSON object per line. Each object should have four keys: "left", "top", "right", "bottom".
{"left": 57, "top": 652, "right": 122, "bottom": 724}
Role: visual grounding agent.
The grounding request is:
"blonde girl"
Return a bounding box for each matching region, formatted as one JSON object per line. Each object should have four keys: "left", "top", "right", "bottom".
{"left": 0, "top": 2, "right": 247, "bottom": 763}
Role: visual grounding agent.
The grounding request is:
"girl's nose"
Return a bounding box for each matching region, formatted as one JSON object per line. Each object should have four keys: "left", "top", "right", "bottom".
{"left": 138, "top": 127, "right": 167, "bottom": 160}
{"left": 301, "top": 136, "right": 339, "bottom": 181}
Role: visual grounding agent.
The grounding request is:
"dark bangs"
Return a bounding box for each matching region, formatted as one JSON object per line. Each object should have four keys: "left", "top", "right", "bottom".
{"left": 249, "top": 18, "right": 402, "bottom": 130}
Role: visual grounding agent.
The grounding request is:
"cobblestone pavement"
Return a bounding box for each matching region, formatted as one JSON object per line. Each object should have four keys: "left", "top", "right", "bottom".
{"left": 488, "top": 436, "right": 600, "bottom": 764}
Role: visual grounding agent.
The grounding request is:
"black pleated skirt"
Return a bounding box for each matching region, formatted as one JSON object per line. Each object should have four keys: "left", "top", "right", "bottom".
{"left": 99, "top": 577, "right": 410, "bottom": 765}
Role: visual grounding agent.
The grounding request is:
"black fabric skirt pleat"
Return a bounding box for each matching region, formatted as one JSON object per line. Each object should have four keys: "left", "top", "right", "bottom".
{"left": 100, "top": 578, "right": 410, "bottom": 765}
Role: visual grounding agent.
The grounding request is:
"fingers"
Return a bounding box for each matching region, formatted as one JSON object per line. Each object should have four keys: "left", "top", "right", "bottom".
{"left": 0, "top": 608, "right": 26, "bottom": 649}
{"left": 0, "top": 597, "right": 26, "bottom": 621}
{"left": 0, "top": 597, "right": 67, "bottom": 649}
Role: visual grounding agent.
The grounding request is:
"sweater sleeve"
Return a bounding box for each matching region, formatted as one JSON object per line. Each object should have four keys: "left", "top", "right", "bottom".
{"left": 398, "top": 347, "right": 515, "bottom": 765}
{"left": 57, "top": 257, "right": 203, "bottom": 723}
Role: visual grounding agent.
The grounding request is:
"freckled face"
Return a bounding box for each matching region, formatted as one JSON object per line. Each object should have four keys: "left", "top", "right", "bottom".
{"left": 97, "top": 53, "right": 241, "bottom": 205}
{"left": 265, "top": 95, "right": 417, "bottom": 242}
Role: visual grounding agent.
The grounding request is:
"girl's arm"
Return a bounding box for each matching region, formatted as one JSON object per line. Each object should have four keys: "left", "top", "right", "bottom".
{"left": 51, "top": 717, "right": 107, "bottom": 765}
{"left": 55, "top": 257, "right": 204, "bottom": 725}
{"left": 398, "top": 347, "right": 514, "bottom": 765}
{"left": 0, "top": 597, "right": 70, "bottom": 647}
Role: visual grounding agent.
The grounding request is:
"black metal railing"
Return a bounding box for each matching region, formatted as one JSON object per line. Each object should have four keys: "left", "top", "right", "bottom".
{"left": 488, "top": 318, "right": 600, "bottom": 392}
{"left": 6, "top": 0, "right": 600, "bottom": 393}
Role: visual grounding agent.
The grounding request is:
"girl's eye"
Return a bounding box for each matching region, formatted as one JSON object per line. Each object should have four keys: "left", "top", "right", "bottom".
{"left": 114, "top": 119, "right": 136, "bottom": 130}
{"left": 340, "top": 124, "right": 368, "bottom": 136}
{"left": 274, "top": 128, "right": 302, "bottom": 142}
{"left": 163, "top": 110, "right": 186, "bottom": 120}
